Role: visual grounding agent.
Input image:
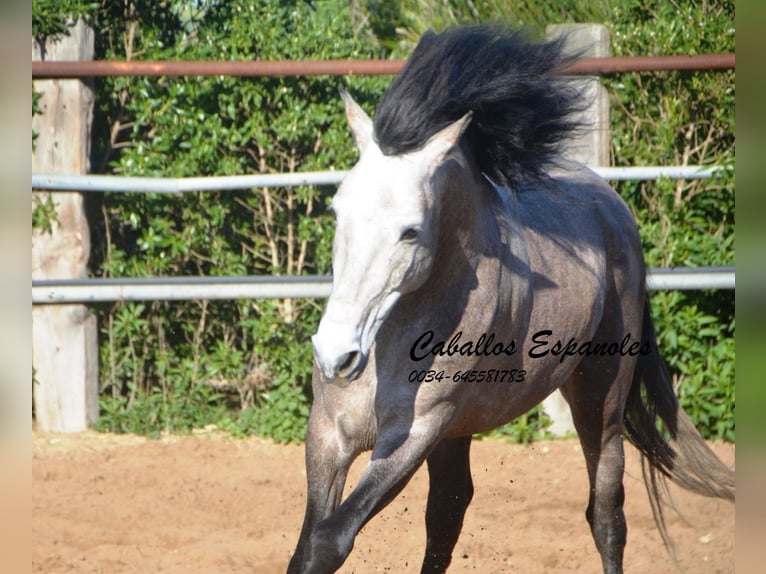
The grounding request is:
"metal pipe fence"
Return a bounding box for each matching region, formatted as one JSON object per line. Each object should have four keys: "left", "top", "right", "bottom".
{"left": 31, "top": 53, "right": 735, "bottom": 79}
{"left": 31, "top": 267, "right": 735, "bottom": 304}
{"left": 31, "top": 52, "right": 735, "bottom": 306}
{"left": 31, "top": 164, "right": 734, "bottom": 303}
{"left": 31, "top": 165, "right": 729, "bottom": 194}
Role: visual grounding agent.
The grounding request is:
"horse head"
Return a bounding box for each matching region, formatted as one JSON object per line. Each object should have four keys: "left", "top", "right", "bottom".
{"left": 311, "top": 91, "right": 471, "bottom": 386}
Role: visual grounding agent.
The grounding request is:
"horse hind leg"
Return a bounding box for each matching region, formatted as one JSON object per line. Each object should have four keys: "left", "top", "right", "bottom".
{"left": 582, "top": 431, "right": 627, "bottom": 574}
{"left": 562, "top": 354, "right": 634, "bottom": 574}
{"left": 421, "top": 436, "right": 473, "bottom": 573}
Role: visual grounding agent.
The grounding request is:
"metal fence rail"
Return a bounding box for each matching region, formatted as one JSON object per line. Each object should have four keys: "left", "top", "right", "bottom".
{"left": 31, "top": 49, "right": 735, "bottom": 305}
{"left": 32, "top": 267, "right": 734, "bottom": 304}
{"left": 31, "top": 53, "right": 735, "bottom": 79}
{"left": 32, "top": 165, "right": 729, "bottom": 194}
{"left": 31, "top": 165, "right": 734, "bottom": 302}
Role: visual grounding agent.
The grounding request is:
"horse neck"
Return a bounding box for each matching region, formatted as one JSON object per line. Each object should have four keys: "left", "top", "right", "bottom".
{"left": 430, "top": 148, "right": 497, "bottom": 285}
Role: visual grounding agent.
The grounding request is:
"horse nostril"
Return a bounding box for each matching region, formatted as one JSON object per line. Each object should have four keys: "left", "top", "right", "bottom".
{"left": 337, "top": 351, "right": 360, "bottom": 377}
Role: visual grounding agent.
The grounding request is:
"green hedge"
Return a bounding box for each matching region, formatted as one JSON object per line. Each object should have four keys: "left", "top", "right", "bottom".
{"left": 33, "top": 0, "right": 734, "bottom": 443}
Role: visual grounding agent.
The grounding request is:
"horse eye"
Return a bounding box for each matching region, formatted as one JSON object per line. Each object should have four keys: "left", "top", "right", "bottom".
{"left": 400, "top": 228, "right": 420, "bottom": 242}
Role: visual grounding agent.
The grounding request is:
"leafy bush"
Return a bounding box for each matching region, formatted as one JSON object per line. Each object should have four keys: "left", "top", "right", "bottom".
{"left": 606, "top": 0, "right": 735, "bottom": 440}
{"left": 33, "top": 0, "right": 734, "bottom": 443}
{"left": 80, "top": 0, "right": 390, "bottom": 443}
{"left": 32, "top": 0, "right": 99, "bottom": 39}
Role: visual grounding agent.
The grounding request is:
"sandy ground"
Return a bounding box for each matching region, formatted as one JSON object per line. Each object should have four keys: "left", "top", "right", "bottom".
{"left": 32, "top": 431, "right": 734, "bottom": 573}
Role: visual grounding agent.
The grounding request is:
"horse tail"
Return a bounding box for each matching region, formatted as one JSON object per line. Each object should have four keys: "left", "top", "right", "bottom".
{"left": 622, "top": 299, "right": 735, "bottom": 550}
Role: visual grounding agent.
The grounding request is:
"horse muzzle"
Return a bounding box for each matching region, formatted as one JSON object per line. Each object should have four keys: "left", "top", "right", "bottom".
{"left": 311, "top": 328, "right": 368, "bottom": 387}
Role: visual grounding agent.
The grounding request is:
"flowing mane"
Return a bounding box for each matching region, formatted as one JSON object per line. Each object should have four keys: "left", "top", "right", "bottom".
{"left": 372, "top": 25, "right": 585, "bottom": 189}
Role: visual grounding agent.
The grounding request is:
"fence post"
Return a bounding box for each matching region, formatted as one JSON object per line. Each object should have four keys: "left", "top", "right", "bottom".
{"left": 32, "top": 17, "right": 98, "bottom": 431}
{"left": 542, "top": 23, "right": 611, "bottom": 436}
{"left": 547, "top": 23, "right": 611, "bottom": 165}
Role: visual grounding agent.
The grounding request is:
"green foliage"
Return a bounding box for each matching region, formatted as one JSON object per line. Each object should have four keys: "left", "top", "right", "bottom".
{"left": 33, "top": 69, "right": 54, "bottom": 235}
{"left": 33, "top": 0, "right": 734, "bottom": 443}
{"left": 32, "top": 91, "right": 43, "bottom": 150}
{"left": 81, "top": 0, "right": 388, "bottom": 443}
{"left": 32, "top": 0, "right": 99, "bottom": 39}
{"left": 365, "top": 0, "right": 611, "bottom": 51}
{"left": 477, "top": 405, "right": 554, "bottom": 444}
{"left": 32, "top": 193, "right": 58, "bottom": 234}
{"left": 605, "top": 0, "right": 735, "bottom": 441}
{"left": 650, "top": 293, "right": 735, "bottom": 440}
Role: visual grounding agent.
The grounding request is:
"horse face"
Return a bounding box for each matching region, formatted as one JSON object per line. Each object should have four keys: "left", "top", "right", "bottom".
{"left": 311, "top": 93, "right": 469, "bottom": 386}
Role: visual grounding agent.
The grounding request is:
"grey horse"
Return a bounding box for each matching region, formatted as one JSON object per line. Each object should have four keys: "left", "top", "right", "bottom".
{"left": 288, "top": 26, "right": 734, "bottom": 574}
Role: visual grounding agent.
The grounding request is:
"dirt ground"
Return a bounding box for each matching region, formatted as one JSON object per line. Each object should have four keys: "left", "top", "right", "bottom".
{"left": 32, "top": 430, "right": 734, "bottom": 573}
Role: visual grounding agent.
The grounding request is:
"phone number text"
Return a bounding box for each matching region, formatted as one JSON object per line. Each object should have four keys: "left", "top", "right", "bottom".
{"left": 409, "top": 369, "right": 527, "bottom": 384}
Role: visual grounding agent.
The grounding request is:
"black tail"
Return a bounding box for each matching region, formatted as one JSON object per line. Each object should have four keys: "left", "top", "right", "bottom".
{"left": 623, "top": 300, "right": 735, "bottom": 551}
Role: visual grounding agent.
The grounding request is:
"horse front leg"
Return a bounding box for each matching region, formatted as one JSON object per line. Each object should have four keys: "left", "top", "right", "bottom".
{"left": 421, "top": 435, "right": 473, "bottom": 573}
{"left": 287, "top": 408, "right": 355, "bottom": 574}
{"left": 300, "top": 416, "right": 447, "bottom": 573}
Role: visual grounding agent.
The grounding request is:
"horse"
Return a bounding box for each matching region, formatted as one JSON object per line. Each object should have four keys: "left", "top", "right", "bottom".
{"left": 287, "top": 25, "right": 735, "bottom": 574}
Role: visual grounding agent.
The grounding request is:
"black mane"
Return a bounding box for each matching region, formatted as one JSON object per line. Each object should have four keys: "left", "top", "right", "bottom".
{"left": 372, "top": 25, "right": 586, "bottom": 189}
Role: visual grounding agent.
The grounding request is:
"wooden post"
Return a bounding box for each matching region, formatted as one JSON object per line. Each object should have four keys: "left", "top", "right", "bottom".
{"left": 32, "top": 18, "right": 98, "bottom": 431}
{"left": 547, "top": 23, "right": 611, "bottom": 166}
{"left": 542, "top": 24, "right": 611, "bottom": 436}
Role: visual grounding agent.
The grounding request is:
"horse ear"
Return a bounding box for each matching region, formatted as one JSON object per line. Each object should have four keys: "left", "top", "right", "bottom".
{"left": 340, "top": 88, "right": 373, "bottom": 153}
{"left": 420, "top": 112, "right": 473, "bottom": 164}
